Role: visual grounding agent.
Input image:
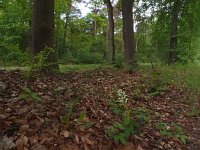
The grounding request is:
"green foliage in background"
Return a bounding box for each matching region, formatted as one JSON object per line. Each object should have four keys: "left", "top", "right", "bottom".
{"left": 1, "top": 0, "right": 200, "bottom": 66}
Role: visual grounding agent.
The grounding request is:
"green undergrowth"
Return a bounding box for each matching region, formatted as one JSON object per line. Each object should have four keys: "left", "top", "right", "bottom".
{"left": 140, "top": 64, "right": 200, "bottom": 104}
{"left": 0, "top": 64, "right": 114, "bottom": 73}
{"left": 156, "top": 122, "right": 188, "bottom": 144}
{"left": 57, "top": 64, "right": 113, "bottom": 73}
{"left": 140, "top": 64, "right": 200, "bottom": 92}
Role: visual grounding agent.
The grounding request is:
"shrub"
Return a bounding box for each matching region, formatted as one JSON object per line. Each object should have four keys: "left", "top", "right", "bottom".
{"left": 0, "top": 42, "right": 30, "bottom": 66}
{"left": 114, "top": 53, "right": 124, "bottom": 68}
{"left": 77, "top": 50, "right": 102, "bottom": 64}
{"left": 60, "top": 51, "right": 78, "bottom": 64}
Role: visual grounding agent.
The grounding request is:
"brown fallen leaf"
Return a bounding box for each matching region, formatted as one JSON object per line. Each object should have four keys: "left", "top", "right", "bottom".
{"left": 0, "top": 118, "right": 9, "bottom": 132}
{"left": 75, "top": 135, "right": 79, "bottom": 143}
{"left": 84, "top": 144, "right": 90, "bottom": 150}
{"left": 81, "top": 136, "right": 94, "bottom": 146}
{"left": 136, "top": 145, "right": 143, "bottom": 150}
{"left": 36, "top": 116, "right": 44, "bottom": 128}
{"left": 31, "top": 144, "right": 47, "bottom": 150}
{"left": 19, "top": 125, "right": 29, "bottom": 133}
{"left": 22, "top": 135, "right": 29, "bottom": 146}
{"left": 16, "top": 138, "right": 24, "bottom": 150}
{"left": 63, "top": 130, "right": 70, "bottom": 138}
{"left": 40, "top": 135, "right": 48, "bottom": 145}
{"left": 0, "top": 137, "right": 16, "bottom": 150}
{"left": 14, "top": 119, "right": 28, "bottom": 125}
{"left": 122, "top": 143, "right": 135, "bottom": 150}
{"left": 29, "top": 136, "right": 39, "bottom": 145}
{"left": 24, "top": 146, "right": 29, "bottom": 150}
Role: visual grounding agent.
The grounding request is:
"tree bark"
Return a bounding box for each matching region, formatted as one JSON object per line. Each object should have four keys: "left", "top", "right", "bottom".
{"left": 32, "top": 0, "right": 59, "bottom": 71}
{"left": 168, "top": 0, "right": 182, "bottom": 64}
{"left": 104, "top": 0, "right": 115, "bottom": 63}
{"left": 121, "top": 0, "right": 136, "bottom": 65}
{"left": 63, "top": 13, "right": 68, "bottom": 51}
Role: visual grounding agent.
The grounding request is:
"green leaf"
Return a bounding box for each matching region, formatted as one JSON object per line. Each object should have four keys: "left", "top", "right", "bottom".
{"left": 160, "top": 130, "right": 170, "bottom": 136}
{"left": 78, "top": 112, "right": 86, "bottom": 122}
{"left": 31, "top": 92, "right": 41, "bottom": 102}
{"left": 119, "top": 134, "right": 128, "bottom": 145}
{"left": 124, "top": 129, "right": 131, "bottom": 138}
{"left": 180, "top": 136, "right": 187, "bottom": 144}
{"left": 113, "top": 135, "right": 120, "bottom": 143}
{"left": 19, "top": 93, "right": 29, "bottom": 100}
{"left": 22, "top": 86, "right": 32, "bottom": 93}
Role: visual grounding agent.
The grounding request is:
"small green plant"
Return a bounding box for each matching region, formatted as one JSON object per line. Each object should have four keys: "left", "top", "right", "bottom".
{"left": 107, "top": 110, "right": 138, "bottom": 145}
{"left": 145, "top": 72, "right": 167, "bottom": 96}
{"left": 156, "top": 122, "right": 188, "bottom": 144}
{"left": 108, "top": 89, "right": 129, "bottom": 116}
{"left": 77, "top": 112, "right": 86, "bottom": 122}
{"left": 115, "top": 89, "right": 128, "bottom": 107}
{"left": 189, "top": 106, "right": 200, "bottom": 117}
{"left": 32, "top": 47, "right": 55, "bottom": 70}
{"left": 131, "top": 82, "right": 146, "bottom": 100}
{"left": 107, "top": 89, "right": 148, "bottom": 144}
{"left": 76, "top": 112, "right": 94, "bottom": 130}
{"left": 61, "top": 98, "right": 79, "bottom": 125}
{"left": 19, "top": 86, "right": 41, "bottom": 103}
{"left": 171, "top": 123, "right": 188, "bottom": 144}
{"left": 156, "top": 122, "right": 171, "bottom": 136}
{"left": 132, "top": 107, "right": 149, "bottom": 124}
{"left": 84, "top": 121, "right": 93, "bottom": 128}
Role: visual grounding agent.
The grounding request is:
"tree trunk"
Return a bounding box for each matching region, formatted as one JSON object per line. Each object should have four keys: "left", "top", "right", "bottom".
{"left": 63, "top": 13, "right": 68, "bottom": 51}
{"left": 168, "top": 0, "right": 182, "bottom": 64}
{"left": 32, "top": 0, "right": 59, "bottom": 71}
{"left": 121, "top": 0, "right": 136, "bottom": 65}
{"left": 104, "top": 0, "right": 115, "bottom": 63}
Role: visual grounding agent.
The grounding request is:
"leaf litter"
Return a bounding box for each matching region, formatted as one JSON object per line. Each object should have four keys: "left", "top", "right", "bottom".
{"left": 0, "top": 69, "right": 200, "bottom": 150}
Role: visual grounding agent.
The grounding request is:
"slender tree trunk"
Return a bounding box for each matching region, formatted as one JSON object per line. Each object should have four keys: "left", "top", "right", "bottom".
{"left": 104, "top": 0, "right": 115, "bottom": 63}
{"left": 121, "top": 0, "right": 136, "bottom": 65}
{"left": 56, "top": 14, "right": 60, "bottom": 55}
{"left": 168, "top": 0, "right": 182, "bottom": 64}
{"left": 70, "top": 28, "right": 73, "bottom": 50}
{"left": 32, "top": 0, "right": 59, "bottom": 70}
{"left": 135, "top": 36, "right": 139, "bottom": 52}
{"left": 63, "top": 13, "right": 68, "bottom": 51}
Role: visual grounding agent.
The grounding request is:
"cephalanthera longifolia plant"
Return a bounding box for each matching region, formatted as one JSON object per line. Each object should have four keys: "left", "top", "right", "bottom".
{"left": 107, "top": 89, "right": 148, "bottom": 144}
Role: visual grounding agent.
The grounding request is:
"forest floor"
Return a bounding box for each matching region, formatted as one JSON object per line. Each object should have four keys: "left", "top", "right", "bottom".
{"left": 0, "top": 66, "right": 200, "bottom": 150}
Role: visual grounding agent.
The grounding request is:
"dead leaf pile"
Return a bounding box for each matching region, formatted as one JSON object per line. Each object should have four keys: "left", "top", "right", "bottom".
{"left": 0, "top": 69, "right": 200, "bottom": 149}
